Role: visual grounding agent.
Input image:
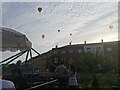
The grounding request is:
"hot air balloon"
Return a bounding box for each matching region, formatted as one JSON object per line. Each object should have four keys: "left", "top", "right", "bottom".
{"left": 38, "top": 7, "right": 42, "bottom": 13}
{"left": 70, "top": 33, "right": 72, "bottom": 36}
{"left": 58, "top": 30, "right": 60, "bottom": 32}
{"left": 109, "top": 25, "right": 113, "bottom": 30}
{"left": 42, "top": 34, "right": 45, "bottom": 39}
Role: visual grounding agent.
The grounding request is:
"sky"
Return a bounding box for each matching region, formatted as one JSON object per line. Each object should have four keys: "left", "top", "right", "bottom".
{"left": 0, "top": 1, "right": 118, "bottom": 63}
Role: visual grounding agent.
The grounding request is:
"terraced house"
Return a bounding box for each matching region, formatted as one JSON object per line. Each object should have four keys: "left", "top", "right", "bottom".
{"left": 27, "top": 40, "right": 119, "bottom": 74}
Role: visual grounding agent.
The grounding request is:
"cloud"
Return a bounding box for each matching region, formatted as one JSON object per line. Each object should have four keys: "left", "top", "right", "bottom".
{"left": 1, "top": 2, "right": 118, "bottom": 62}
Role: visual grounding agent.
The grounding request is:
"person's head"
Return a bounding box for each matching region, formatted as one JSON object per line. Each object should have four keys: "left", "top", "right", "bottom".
{"left": 60, "top": 60, "right": 64, "bottom": 65}
{"left": 0, "top": 73, "right": 2, "bottom": 79}
{"left": 11, "top": 68, "right": 21, "bottom": 77}
{"left": 69, "top": 65, "right": 75, "bottom": 74}
{"left": 70, "top": 65, "right": 74, "bottom": 69}
{"left": 16, "top": 60, "right": 22, "bottom": 67}
{"left": 0, "top": 67, "right": 2, "bottom": 79}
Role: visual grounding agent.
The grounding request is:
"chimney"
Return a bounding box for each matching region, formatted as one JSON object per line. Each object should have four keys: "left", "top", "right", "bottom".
{"left": 69, "top": 41, "right": 72, "bottom": 45}
{"left": 84, "top": 41, "right": 86, "bottom": 44}
{"left": 55, "top": 45, "right": 58, "bottom": 48}
{"left": 101, "top": 39, "right": 103, "bottom": 43}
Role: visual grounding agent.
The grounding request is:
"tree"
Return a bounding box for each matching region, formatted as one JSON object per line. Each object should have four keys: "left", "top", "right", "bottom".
{"left": 74, "top": 52, "right": 118, "bottom": 88}
{"left": 75, "top": 52, "right": 117, "bottom": 74}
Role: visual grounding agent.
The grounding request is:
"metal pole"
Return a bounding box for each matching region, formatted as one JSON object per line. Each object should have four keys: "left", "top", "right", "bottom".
{"left": 25, "top": 50, "right": 30, "bottom": 62}
{"left": 31, "top": 48, "right": 57, "bottom": 68}
{"left": 0, "top": 50, "right": 26, "bottom": 64}
{"left": 29, "top": 49, "right": 33, "bottom": 84}
{"left": 25, "top": 79, "right": 57, "bottom": 90}
{"left": 31, "top": 48, "right": 40, "bottom": 55}
{"left": 4, "top": 50, "right": 27, "bottom": 65}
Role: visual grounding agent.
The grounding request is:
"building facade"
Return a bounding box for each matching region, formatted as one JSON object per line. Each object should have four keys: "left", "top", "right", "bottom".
{"left": 27, "top": 40, "right": 119, "bottom": 73}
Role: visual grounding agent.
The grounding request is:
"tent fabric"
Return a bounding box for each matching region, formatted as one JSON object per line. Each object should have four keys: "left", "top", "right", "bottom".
{"left": 0, "top": 27, "right": 32, "bottom": 52}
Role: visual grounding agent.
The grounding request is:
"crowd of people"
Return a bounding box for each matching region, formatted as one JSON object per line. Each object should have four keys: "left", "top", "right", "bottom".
{"left": 0, "top": 60, "right": 100, "bottom": 89}
{"left": 55, "top": 60, "right": 100, "bottom": 89}
{"left": 0, "top": 60, "right": 28, "bottom": 90}
{"left": 55, "top": 60, "right": 78, "bottom": 88}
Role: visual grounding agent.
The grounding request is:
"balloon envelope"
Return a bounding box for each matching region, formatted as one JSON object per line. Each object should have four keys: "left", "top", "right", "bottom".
{"left": 109, "top": 25, "right": 113, "bottom": 29}
{"left": 38, "top": 7, "right": 42, "bottom": 12}
{"left": 70, "top": 33, "right": 72, "bottom": 36}
{"left": 0, "top": 27, "right": 32, "bottom": 52}
{"left": 42, "top": 35, "right": 45, "bottom": 39}
{"left": 58, "top": 30, "right": 60, "bottom": 32}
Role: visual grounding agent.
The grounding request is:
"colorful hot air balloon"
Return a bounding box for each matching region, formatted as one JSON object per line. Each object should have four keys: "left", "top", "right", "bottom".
{"left": 109, "top": 25, "right": 113, "bottom": 30}
{"left": 38, "top": 7, "right": 42, "bottom": 13}
{"left": 42, "top": 34, "right": 45, "bottom": 39}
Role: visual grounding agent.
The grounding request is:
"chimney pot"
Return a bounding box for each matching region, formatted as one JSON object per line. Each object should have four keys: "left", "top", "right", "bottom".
{"left": 101, "top": 39, "right": 103, "bottom": 43}
{"left": 55, "top": 45, "right": 58, "bottom": 48}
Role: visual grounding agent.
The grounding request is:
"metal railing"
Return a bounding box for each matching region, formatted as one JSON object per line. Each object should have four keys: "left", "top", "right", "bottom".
{"left": 25, "top": 79, "right": 57, "bottom": 90}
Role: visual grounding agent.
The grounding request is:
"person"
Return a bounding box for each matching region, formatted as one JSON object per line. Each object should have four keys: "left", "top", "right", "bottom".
{"left": 55, "top": 60, "right": 68, "bottom": 88}
{"left": 68, "top": 65, "right": 78, "bottom": 88}
{"left": 0, "top": 79, "right": 16, "bottom": 90}
{"left": 91, "top": 73, "right": 98, "bottom": 89}
{"left": 0, "top": 73, "right": 16, "bottom": 90}
{"left": 11, "top": 68, "right": 28, "bottom": 89}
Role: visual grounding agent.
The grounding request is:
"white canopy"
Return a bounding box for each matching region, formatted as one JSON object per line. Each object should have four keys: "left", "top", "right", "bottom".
{"left": 0, "top": 27, "right": 32, "bottom": 52}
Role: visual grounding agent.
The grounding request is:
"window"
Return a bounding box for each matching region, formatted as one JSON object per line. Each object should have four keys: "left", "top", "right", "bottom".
{"left": 69, "top": 57, "right": 73, "bottom": 64}
{"left": 61, "top": 57, "right": 64, "bottom": 61}
{"left": 106, "top": 48, "right": 112, "bottom": 51}
{"left": 54, "top": 57, "right": 58, "bottom": 63}
{"left": 78, "top": 49, "right": 82, "bottom": 53}
{"left": 53, "top": 51, "right": 57, "bottom": 54}
{"left": 69, "top": 50, "right": 73, "bottom": 53}
{"left": 86, "top": 47, "right": 91, "bottom": 53}
{"left": 97, "top": 47, "right": 101, "bottom": 49}
{"left": 97, "top": 47, "right": 100, "bottom": 51}
{"left": 61, "top": 50, "right": 66, "bottom": 54}
{"left": 87, "top": 48, "right": 91, "bottom": 49}
{"left": 119, "top": 48, "right": 120, "bottom": 51}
